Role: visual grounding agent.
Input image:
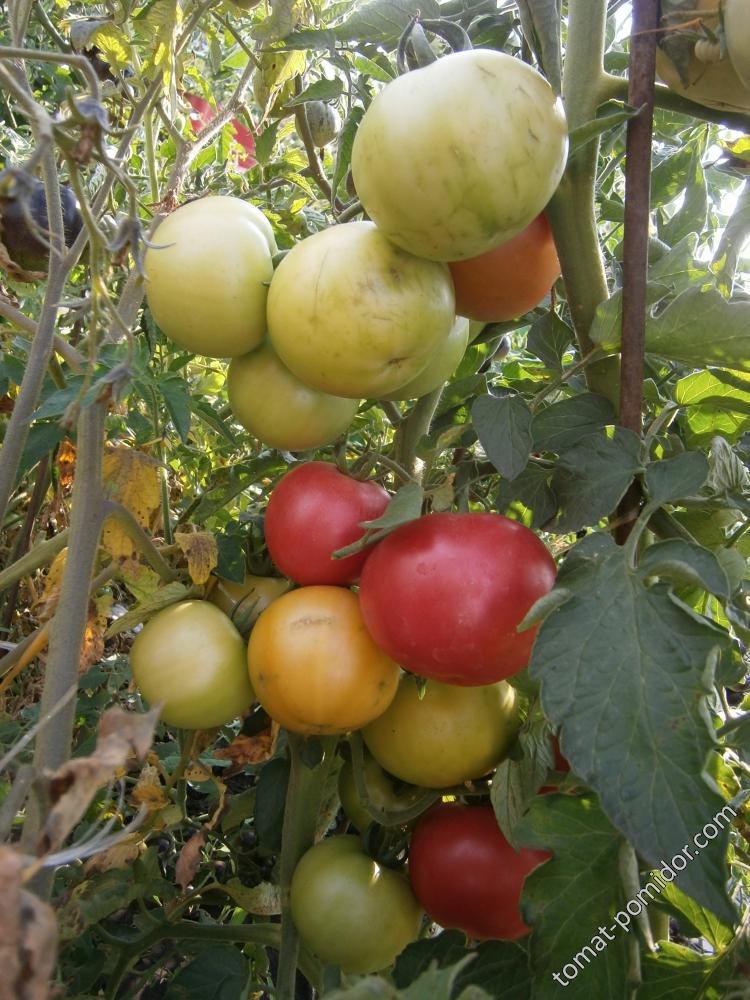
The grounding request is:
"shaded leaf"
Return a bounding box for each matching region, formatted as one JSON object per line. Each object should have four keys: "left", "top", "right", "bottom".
{"left": 472, "top": 394, "right": 532, "bottom": 480}
{"left": 646, "top": 286, "right": 750, "bottom": 372}
{"left": 531, "top": 393, "right": 615, "bottom": 453}
{"left": 639, "top": 942, "right": 728, "bottom": 999}
{"left": 496, "top": 463, "right": 557, "bottom": 529}
{"left": 638, "top": 539, "right": 730, "bottom": 599}
{"left": 526, "top": 312, "right": 573, "bottom": 372}
{"left": 332, "top": 106, "right": 364, "bottom": 201}
{"left": 284, "top": 78, "right": 344, "bottom": 107}
{"left": 644, "top": 451, "right": 709, "bottom": 504}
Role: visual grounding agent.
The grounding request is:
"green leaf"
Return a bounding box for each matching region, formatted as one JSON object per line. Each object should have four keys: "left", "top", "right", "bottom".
{"left": 567, "top": 101, "right": 640, "bottom": 153}
{"left": 550, "top": 427, "right": 642, "bottom": 532}
{"left": 529, "top": 534, "right": 735, "bottom": 923}
{"left": 360, "top": 482, "right": 422, "bottom": 531}
{"left": 158, "top": 373, "right": 192, "bottom": 444}
{"left": 453, "top": 941, "right": 532, "bottom": 999}
{"left": 472, "top": 394, "right": 532, "bottom": 481}
{"left": 645, "top": 286, "right": 750, "bottom": 373}
{"left": 648, "top": 881, "right": 734, "bottom": 950}
{"left": 526, "top": 312, "right": 573, "bottom": 372}
{"left": 19, "top": 422, "right": 65, "bottom": 476}
{"left": 651, "top": 145, "right": 695, "bottom": 209}
{"left": 644, "top": 451, "right": 709, "bottom": 504}
{"left": 638, "top": 539, "right": 730, "bottom": 599}
{"left": 334, "top": 0, "right": 440, "bottom": 45}
{"left": 531, "top": 393, "right": 615, "bottom": 453}
{"left": 516, "top": 795, "right": 630, "bottom": 999}
{"left": 255, "top": 120, "right": 281, "bottom": 166}
{"left": 353, "top": 54, "right": 397, "bottom": 83}
{"left": 332, "top": 106, "right": 364, "bottom": 201}
{"left": 660, "top": 150, "right": 707, "bottom": 246}
{"left": 588, "top": 284, "right": 670, "bottom": 352}
{"left": 516, "top": 0, "right": 562, "bottom": 93}
{"left": 649, "top": 233, "right": 709, "bottom": 295}
{"left": 255, "top": 756, "right": 290, "bottom": 853}
{"left": 105, "top": 581, "right": 192, "bottom": 638}
{"left": 393, "top": 931, "right": 468, "bottom": 988}
{"left": 214, "top": 530, "right": 246, "bottom": 583}
{"left": 491, "top": 720, "right": 553, "bottom": 848}
{"left": 284, "top": 77, "right": 344, "bottom": 107}
{"left": 675, "top": 369, "right": 750, "bottom": 445}
{"left": 707, "top": 435, "right": 750, "bottom": 494}
{"left": 164, "top": 944, "right": 249, "bottom": 1000}
{"left": 496, "top": 463, "right": 557, "bottom": 529}
{"left": 251, "top": 0, "right": 302, "bottom": 42}
{"left": 639, "top": 942, "right": 729, "bottom": 999}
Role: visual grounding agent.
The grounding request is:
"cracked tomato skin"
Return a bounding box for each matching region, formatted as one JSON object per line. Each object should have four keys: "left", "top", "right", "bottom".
{"left": 449, "top": 214, "right": 561, "bottom": 322}
{"left": 359, "top": 512, "right": 556, "bottom": 685}
{"left": 408, "top": 804, "right": 550, "bottom": 940}
{"left": 247, "top": 586, "right": 399, "bottom": 735}
{"left": 267, "top": 221, "right": 455, "bottom": 399}
{"left": 264, "top": 462, "right": 390, "bottom": 586}
{"left": 291, "top": 836, "right": 423, "bottom": 973}
{"left": 351, "top": 50, "right": 568, "bottom": 262}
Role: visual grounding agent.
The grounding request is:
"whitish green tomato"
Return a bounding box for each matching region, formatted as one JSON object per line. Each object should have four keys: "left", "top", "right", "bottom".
{"left": 351, "top": 50, "right": 568, "bottom": 262}
{"left": 380, "top": 317, "right": 469, "bottom": 400}
{"left": 227, "top": 345, "right": 358, "bottom": 451}
{"left": 304, "top": 101, "right": 341, "bottom": 146}
{"left": 290, "top": 836, "right": 422, "bottom": 973}
{"left": 725, "top": 0, "right": 750, "bottom": 89}
{"left": 144, "top": 197, "right": 273, "bottom": 357}
{"left": 362, "top": 675, "right": 519, "bottom": 788}
{"left": 267, "top": 222, "right": 455, "bottom": 398}
{"left": 130, "top": 601, "right": 253, "bottom": 730}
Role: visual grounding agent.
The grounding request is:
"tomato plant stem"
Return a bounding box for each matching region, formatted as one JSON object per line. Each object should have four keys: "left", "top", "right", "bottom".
{"left": 616, "top": 0, "right": 658, "bottom": 542}
{"left": 277, "top": 733, "right": 338, "bottom": 1000}
{"left": 22, "top": 399, "right": 107, "bottom": 889}
{"left": 394, "top": 388, "right": 442, "bottom": 479}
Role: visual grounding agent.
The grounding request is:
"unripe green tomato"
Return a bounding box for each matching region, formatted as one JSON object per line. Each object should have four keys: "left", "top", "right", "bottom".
{"left": 362, "top": 675, "right": 520, "bottom": 788}
{"left": 379, "top": 317, "right": 469, "bottom": 400}
{"left": 144, "top": 197, "right": 273, "bottom": 358}
{"left": 726, "top": 0, "right": 750, "bottom": 88}
{"left": 130, "top": 601, "right": 254, "bottom": 730}
{"left": 304, "top": 101, "right": 341, "bottom": 147}
{"left": 351, "top": 49, "right": 568, "bottom": 261}
{"left": 227, "top": 344, "right": 359, "bottom": 451}
{"left": 230, "top": 0, "right": 262, "bottom": 10}
{"left": 208, "top": 573, "right": 292, "bottom": 627}
{"left": 338, "top": 753, "right": 425, "bottom": 831}
{"left": 267, "top": 221, "right": 455, "bottom": 398}
{"left": 290, "top": 836, "right": 423, "bottom": 973}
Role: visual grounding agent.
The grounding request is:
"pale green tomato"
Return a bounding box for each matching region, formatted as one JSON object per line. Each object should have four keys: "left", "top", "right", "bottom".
{"left": 725, "top": 0, "right": 750, "bottom": 89}
{"left": 144, "top": 197, "right": 273, "bottom": 358}
{"left": 362, "top": 675, "right": 520, "bottom": 789}
{"left": 227, "top": 344, "right": 358, "bottom": 451}
{"left": 468, "top": 320, "right": 487, "bottom": 344}
{"left": 380, "top": 317, "right": 469, "bottom": 400}
{"left": 267, "top": 222, "right": 455, "bottom": 398}
{"left": 208, "top": 573, "right": 292, "bottom": 627}
{"left": 351, "top": 50, "right": 568, "bottom": 262}
{"left": 290, "top": 836, "right": 422, "bottom": 973}
{"left": 130, "top": 601, "right": 253, "bottom": 730}
{"left": 304, "top": 101, "right": 341, "bottom": 147}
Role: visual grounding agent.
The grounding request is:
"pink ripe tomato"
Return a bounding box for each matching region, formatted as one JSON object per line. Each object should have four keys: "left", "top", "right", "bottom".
{"left": 358, "top": 512, "right": 556, "bottom": 685}
{"left": 408, "top": 804, "right": 550, "bottom": 940}
{"left": 264, "top": 462, "right": 390, "bottom": 586}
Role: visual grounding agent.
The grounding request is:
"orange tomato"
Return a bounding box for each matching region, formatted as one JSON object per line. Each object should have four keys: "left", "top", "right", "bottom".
{"left": 247, "top": 587, "right": 399, "bottom": 735}
{"left": 448, "top": 214, "right": 560, "bottom": 322}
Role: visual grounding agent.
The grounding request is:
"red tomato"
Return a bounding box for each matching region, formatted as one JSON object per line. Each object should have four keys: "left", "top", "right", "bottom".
{"left": 184, "top": 93, "right": 257, "bottom": 170}
{"left": 264, "top": 463, "right": 390, "bottom": 586}
{"left": 358, "top": 513, "right": 556, "bottom": 685}
{"left": 448, "top": 214, "right": 560, "bottom": 322}
{"left": 408, "top": 804, "right": 549, "bottom": 940}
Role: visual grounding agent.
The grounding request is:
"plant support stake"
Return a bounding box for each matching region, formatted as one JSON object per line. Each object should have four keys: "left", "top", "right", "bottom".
{"left": 616, "top": 0, "right": 659, "bottom": 542}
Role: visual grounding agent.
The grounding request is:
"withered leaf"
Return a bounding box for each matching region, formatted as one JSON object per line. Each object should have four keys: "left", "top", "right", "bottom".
{"left": 39, "top": 706, "right": 159, "bottom": 855}
{"left": 175, "top": 828, "right": 207, "bottom": 891}
{"left": 102, "top": 447, "right": 161, "bottom": 560}
{"left": 214, "top": 723, "right": 279, "bottom": 775}
{"left": 175, "top": 529, "right": 218, "bottom": 585}
{"left": 0, "top": 846, "right": 58, "bottom": 1000}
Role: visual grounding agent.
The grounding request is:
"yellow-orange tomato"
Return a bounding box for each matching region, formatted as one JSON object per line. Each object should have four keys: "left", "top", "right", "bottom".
{"left": 247, "top": 587, "right": 399, "bottom": 734}
{"left": 362, "top": 675, "right": 519, "bottom": 788}
{"left": 448, "top": 215, "right": 561, "bottom": 323}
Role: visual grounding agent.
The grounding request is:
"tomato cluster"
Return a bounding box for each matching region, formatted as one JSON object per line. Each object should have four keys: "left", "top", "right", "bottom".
{"left": 134, "top": 38, "right": 570, "bottom": 979}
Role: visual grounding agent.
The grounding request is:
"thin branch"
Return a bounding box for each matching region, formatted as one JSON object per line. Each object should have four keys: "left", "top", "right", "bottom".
{"left": 102, "top": 502, "right": 178, "bottom": 582}
{"left": 0, "top": 47, "right": 101, "bottom": 103}
{"left": 0, "top": 297, "right": 86, "bottom": 372}
{"left": 0, "top": 528, "right": 69, "bottom": 593}
{"left": 599, "top": 73, "right": 750, "bottom": 134}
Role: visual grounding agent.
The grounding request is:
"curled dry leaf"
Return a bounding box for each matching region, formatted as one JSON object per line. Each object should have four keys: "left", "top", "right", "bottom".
{"left": 174, "top": 528, "right": 218, "bottom": 585}
{"left": 214, "top": 722, "right": 279, "bottom": 775}
{"left": 56, "top": 438, "right": 77, "bottom": 490}
{"left": 82, "top": 832, "right": 145, "bottom": 875}
{"left": 175, "top": 827, "right": 207, "bottom": 891}
{"left": 38, "top": 706, "right": 159, "bottom": 855}
{"left": 130, "top": 763, "right": 169, "bottom": 813}
{"left": 0, "top": 847, "right": 58, "bottom": 1000}
{"left": 102, "top": 446, "right": 161, "bottom": 561}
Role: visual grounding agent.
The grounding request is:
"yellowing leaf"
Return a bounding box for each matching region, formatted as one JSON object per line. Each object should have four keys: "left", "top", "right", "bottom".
{"left": 175, "top": 529, "right": 218, "bottom": 585}
{"left": 91, "top": 22, "right": 133, "bottom": 73}
{"left": 83, "top": 834, "right": 145, "bottom": 875}
{"left": 34, "top": 548, "right": 68, "bottom": 622}
{"left": 102, "top": 447, "right": 161, "bottom": 561}
{"left": 131, "top": 763, "right": 169, "bottom": 813}
{"left": 120, "top": 561, "right": 162, "bottom": 602}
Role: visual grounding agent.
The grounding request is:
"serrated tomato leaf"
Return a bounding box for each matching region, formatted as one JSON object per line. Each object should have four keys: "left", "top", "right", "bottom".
{"left": 529, "top": 534, "right": 735, "bottom": 923}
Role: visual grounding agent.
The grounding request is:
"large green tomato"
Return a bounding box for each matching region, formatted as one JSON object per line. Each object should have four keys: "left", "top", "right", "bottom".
{"left": 227, "top": 345, "right": 359, "bottom": 451}
{"left": 130, "top": 601, "right": 254, "bottom": 730}
{"left": 379, "top": 317, "right": 469, "bottom": 400}
{"left": 362, "top": 675, "right": 519, "bottom": 788}
{"left": 351, "top": 50, "right": 568, "bottom": 262}
{"left": 144, "top": 197, "right": 274, "bottom": 358}
{"left": 267, "top": 221, "right": 455, "bottom": 398}
{"left": 290, "top": 836, "right": 422, "bottom": 973}
{"left": 208, "top": 573, "right": 291, "bottom": 628}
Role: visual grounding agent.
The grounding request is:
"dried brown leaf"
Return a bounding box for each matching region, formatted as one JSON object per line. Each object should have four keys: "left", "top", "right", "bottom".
{"left": 175, "top": 529, "right": 218, "bottom": 585}
{"left": 175, "top": 828, "right": 207, "bottom": 891}
{"left": 56, "top": 438, "right": 76, "bottom": 490}
{"left": 130, "top": 763, "right": 168, "bottom": 812}
{"left": 82, "top": 833, "right": 145, "bottom": 875}
{"left": 0, "top": 847, "right": 58, "bottom": 1000}
{"left": 214, "top": 723, "right": 279, "bottom": 775}
{"left": 39, "top": 706, "right": 159, "bottom": 854}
